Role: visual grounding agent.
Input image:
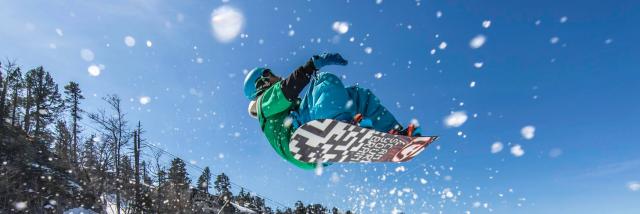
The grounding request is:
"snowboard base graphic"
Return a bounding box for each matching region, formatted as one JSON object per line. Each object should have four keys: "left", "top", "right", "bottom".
{"left": 289, "top": 119, "right": 438, "bottom": 163}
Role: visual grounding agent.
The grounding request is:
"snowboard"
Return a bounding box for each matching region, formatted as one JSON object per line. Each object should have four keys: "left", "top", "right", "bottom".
{"left": 289, "top": 119, "right": 438, "bottom": 163}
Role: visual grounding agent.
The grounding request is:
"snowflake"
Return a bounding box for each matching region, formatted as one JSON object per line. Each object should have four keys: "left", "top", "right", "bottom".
{"left": 124, "top": 36, "right": 136, "bottom": 47}
{"left": 482, "top": 20, "right": 492, "bottom": 28}
{"left": 491, "top": 142, "right": 503, "bottom": 154}
{"left": 80, "top": 49, "right": 95, "bottom": 61}
{"left": 470, "top": 34, "right": 486, "bottom": 49}
{"left": 210, "top": 6, "right": 245, "bottom": 43}
{"left": 521, "top": 125, "right": 536, "bottom": 140}
{"left": 444, "top": 111, "right": 468, "bottom": 128}
{"left": 510, "top": 145, "right": 524, "bottom": 157}
{"left": 88, "top": 65, "right": 101, "bottom": 77}
{"left": 332, "top": 21, "right": 349, "bottom": 34}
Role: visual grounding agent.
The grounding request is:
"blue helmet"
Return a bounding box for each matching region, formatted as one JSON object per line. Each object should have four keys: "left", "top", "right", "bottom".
{"left": 243, "top": 67, "right": 267, "bottom": 100}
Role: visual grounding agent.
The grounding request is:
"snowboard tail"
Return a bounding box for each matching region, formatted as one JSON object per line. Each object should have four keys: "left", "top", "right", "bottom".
{"left": 289, "top": 119, "right": 438, "bottom": 163}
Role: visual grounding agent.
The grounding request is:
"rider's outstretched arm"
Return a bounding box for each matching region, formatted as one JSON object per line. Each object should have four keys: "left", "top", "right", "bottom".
{"left": 280, "top": 59, "right": 317, "bottom": 101}
{"left": 280, "top": 53, "right": 348, "bottom": 101}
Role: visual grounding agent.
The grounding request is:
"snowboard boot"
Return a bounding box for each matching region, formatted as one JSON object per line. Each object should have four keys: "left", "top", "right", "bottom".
{"left": 352, "top": 113, "right": 373, "bottom": 129}
{"left": 389, "top": 123, "right": 422, "bottom": 137}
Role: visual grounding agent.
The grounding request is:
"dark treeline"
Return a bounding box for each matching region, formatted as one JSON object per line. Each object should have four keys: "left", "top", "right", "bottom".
{"left": 0, "top": 60, "right": 352, "bottom": 214}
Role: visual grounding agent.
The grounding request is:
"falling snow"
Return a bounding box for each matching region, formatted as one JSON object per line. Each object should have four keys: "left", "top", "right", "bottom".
{"left": 124, "top": 36, "right": 136, "bottom": 47}
{"left": 469, "top": 34, "right": 486, "bottom": 49}
{"left": 438, "top": 41, "right": 447, "bottom": 50}
{"left": 482, "top": 20, "right": 491, "bottom": 28}
{"left": 628, "top": 182, "right": 640, "bottom": 191}
{"left": 87, "top": 65, "right": 101, "bottom": 76}
{"left": 444, "top": 111, "right": 468, "bottom": 128}
{"left": 332, "top": 21, "right": 350, "bottom": 34}
{"left": 55, "top": 28, "right": 63, "bottom": 36}
{"left": 491, "top": 142, "right": 504, "bottom": 154}
{"left": 549, "top": 148, "right": 563, "bottom": 158}
{"left": 521, "top": 125, "right": 536, "bottom": 140}
{"left": 560, "top": 16, "right": 568, "bottom": 23}
{"left": 364, "top": 47, "right": 373, "bottom": 54}
{"left": 14, "top": 201, "right": 27, "bottom": 211}
{"left": 604, "top": 38, "right": 614, "bottom": 44}
{"left": 211, "top": 5, "right": 245, "bottom": 42}
{"left": 139, "top": 96, "right": 151, "bottom": 105}
{"left": 80, "top": 49, "right": 95, "bottom": 61}
{"left": 511, "top": 145, "right": 525, "bottom": 157}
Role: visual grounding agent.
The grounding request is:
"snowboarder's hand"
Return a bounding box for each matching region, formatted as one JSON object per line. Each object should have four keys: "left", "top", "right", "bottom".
{"left": 312, "top": 53, "right": 348, "bottom": 70}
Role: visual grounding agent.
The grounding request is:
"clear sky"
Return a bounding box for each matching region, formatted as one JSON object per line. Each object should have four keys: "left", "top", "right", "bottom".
{"left": 2, "top": 0, "right": 640, "bottom": 213}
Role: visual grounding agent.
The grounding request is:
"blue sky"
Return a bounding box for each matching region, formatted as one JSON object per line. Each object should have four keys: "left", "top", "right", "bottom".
{"left": 2, "top": 0, "right": 639, "bottom": 213}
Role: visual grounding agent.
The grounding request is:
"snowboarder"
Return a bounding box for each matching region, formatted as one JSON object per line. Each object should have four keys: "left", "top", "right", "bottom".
{"left": 244, "top": 53, "right": 422, "bottom": 169}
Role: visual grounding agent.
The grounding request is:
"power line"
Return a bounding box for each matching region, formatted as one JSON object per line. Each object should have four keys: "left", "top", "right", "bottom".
{"left": 79, "top": 120, "right": 290, "bottom": 210}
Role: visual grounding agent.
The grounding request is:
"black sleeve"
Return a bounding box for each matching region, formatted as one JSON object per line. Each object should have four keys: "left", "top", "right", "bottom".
{"left": 280, "top": 59, "right": 317, "bottom": 101}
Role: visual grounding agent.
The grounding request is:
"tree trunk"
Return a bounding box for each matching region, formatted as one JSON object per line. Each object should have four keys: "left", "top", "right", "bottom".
{"left": 23, "top": 88, "right": 32, "bottom": 132}
{"left": 34, "top": 103, "right": 41, "bottom": 139}
{"left": 0, "top": 78, "right": 8, "bottom": 120}
{"left": 0, "top": 62, "right": 7, "bottom": 121}
{"left": 10, "top": 89, "right": 18, "bottom": 127}
{"left": 72, "top": 105, "right": 78, "bottom": 164}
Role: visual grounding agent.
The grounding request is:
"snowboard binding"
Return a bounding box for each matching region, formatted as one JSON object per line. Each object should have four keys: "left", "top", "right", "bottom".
{"left": 389, "top": 123, "right": 422, "bottom": 137}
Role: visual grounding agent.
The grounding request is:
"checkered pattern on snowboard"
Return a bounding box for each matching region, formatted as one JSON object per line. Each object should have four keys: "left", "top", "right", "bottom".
{"left": 289, "top": 119, "right": 409, "bottom": 163}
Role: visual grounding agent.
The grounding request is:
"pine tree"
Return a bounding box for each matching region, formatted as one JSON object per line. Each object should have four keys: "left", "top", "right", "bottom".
{"left": 197, "top": 166, "right": 211, "bottom": 193}
{"left": 237, "top": 187, "right": 250, "bottom": 205}
{"left": 264, "top": 206, "right": 274, "bottom": 214}
{"left": 6, "top": 65, "right": 22, "bottom": 127}
{"left": 155, "top": 168, "right": 168, "bottom": 212}
{"left": 168, "top": 158, "right": 190, "bottom": 189}
{"left": 284, "top": 208, "right": 294, "bottom": 214}
{"left": 80, "top": 136, "right": 98, "bottom": 173}
{"left": 306, "top": 204, "right": 326, "bottom": 214}
{"left": 63, "top": 81, "right": 84, "bottom": 165}
{"left": 253, "top": 196, "right": 266, "bottom": 212}
{"left": 0, "top": 61, "right": 22, "bottom": 126}
{"left": 54, "top": 120, "right": 72, "bottom": 165}
{"left": 0, "top": 60, "right": 17, "bottom": 123}
{"left": 139, "top": 161, "right": 153, "bottom": 212}
{"left": 294, "top": 201, "right": 305, "bottom": 214}
{"left": 22, "top": 66, "right": 62, "bottom": 139}
{"left": 331, "top": 207, "right": 339, "bottom": 214}
{"left": 22, "top": 68, "right": 33, "bottom": 132}
{"left": 167, "top": 158, "right": 191, "bottom": 212}
{"left": 119, "top": 155, "right": 135, "bottom": 208}
{"left": 79, "top": 136, "right": 102, "bottom": 210}
{"left": 214, "top": 173, "right": 232, "bottom": 202}
{"left": 0, "top": 60, "right": 7, "bottom": 121}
